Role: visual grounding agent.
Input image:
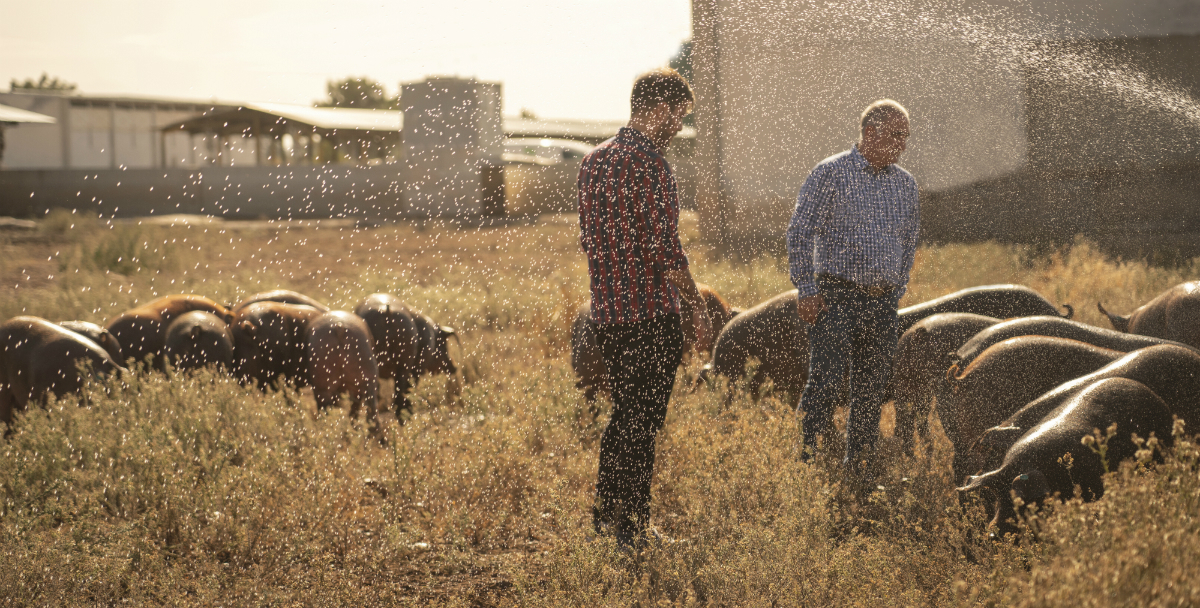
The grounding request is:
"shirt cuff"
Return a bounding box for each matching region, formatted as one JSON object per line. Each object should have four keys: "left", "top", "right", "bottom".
{"left": 794, "top": 281, "right": 819, "bottom": 299}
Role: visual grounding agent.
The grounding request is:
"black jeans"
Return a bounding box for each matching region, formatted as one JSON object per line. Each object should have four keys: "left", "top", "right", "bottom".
{"left": 593, "top": 313, "right": 683, "bottom": 537}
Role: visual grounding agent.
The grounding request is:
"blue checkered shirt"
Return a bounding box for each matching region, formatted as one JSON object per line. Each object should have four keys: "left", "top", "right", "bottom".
{"left": 786, "top": 146, "right": 920, "bottom": 299}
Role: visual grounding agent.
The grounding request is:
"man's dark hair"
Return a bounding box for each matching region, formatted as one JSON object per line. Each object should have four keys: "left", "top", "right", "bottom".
{"left": 631, "top": 68, "right": 694, "bottom": 114}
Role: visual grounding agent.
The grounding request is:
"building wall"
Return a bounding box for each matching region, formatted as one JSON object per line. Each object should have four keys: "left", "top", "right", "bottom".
{"left": 0, "top": 165, "right": 404, "bottom": 220}
{"left": 1025, "top": 34, "right": 1200, "bottom": 172}
{"left": 693, "top": 0, "right": 1200, "bottom": 252}
{"left": 0, "top": 93, "right": 226, "bottom": 170}
{"left": 401, "top": 77, "right": 504, "bottom": 217}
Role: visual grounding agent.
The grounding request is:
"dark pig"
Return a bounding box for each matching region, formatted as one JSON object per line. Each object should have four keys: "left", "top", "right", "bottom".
{"left": 969, "top": 344, "right": 1200, "bottom": 475}
{"left": 1099, "top": 280, "right": 1200, "bottom": 349}
{"left": 939, "top": 336, "right": 1124, "bottom": 482}
{"left": 234, "top": 289, "right": 330, "bottom": 313}
{"left": 58, "top": 320, "right": 124, "bottom": 363}
{"left": 895, "top": 284, "right": 1071, "bottom": 333}
{"left": 164, "top": 311, "right": 235, "bottom": 372}
{"left": 230, "top": 302, "right": 324, "bottom": 388}
{"left": 954, "top": 315, "right": 1195, "bottom": 370}
{"left": 353, "top": 294, "right": 457, "bottom": 418}
{"left": 959, "top": 377, "right": 1172, "bottom": 538}
{"left": 888, "top": 312, "right": 1001, "bottom": 453}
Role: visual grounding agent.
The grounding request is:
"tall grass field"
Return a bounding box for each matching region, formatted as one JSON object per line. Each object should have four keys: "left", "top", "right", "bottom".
{"left": 2, "top": 210, "right": 1198, "bottom": 606}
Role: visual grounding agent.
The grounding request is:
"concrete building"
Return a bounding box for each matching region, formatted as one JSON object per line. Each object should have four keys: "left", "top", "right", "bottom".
{"left": 0, "top": 81, "right": 700, "bottom": 219}
{"left": 691, "top": 0, "right": 1200, "bottom": 255}
{"left": 0, "top": 92, "right": 233, "bottom": 170}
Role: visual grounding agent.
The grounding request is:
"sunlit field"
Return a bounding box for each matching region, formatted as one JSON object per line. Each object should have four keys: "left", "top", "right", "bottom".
{"left": 2, "top": 210, "right": 1199, "bottom": 606}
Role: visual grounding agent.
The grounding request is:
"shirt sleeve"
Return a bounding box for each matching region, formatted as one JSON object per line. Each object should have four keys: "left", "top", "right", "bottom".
{"left": 646, "top": 157, "right": 689, "bottom": 272}
{"left": 787, "top": 164, "right": 834, "bottom": 298}
{"left": 895, "top": 179, "right": 921, "bottom": 299}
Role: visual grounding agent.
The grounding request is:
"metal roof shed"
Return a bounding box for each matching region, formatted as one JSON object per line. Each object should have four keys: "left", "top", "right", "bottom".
{"left": 161, "top": 102, "right": 402, "bottom": 166}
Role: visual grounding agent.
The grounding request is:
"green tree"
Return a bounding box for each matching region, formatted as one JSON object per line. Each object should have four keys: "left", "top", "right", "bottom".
{"left": 319, "top": 76, "right": 397, "bottom": 109}
{"left": 10, "top": 73, "right": 77, "bottom": 93}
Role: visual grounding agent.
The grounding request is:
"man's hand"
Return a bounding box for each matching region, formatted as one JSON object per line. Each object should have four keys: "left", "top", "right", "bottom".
{"left": 796, "top": 294, "right": 827, "bottom": 325}
{"left": 665, "top": 266, "right": 715, "bottom": 352}
{"left": 691, "top": 306, "right": 714, "bottom": 353}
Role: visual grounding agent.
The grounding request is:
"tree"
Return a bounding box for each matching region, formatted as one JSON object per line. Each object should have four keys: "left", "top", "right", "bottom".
{"left": 319, "top": 77, "right": 397, "bottom": 109}
{"left": 10, "top": 73, "right": 77, "bottom": 93}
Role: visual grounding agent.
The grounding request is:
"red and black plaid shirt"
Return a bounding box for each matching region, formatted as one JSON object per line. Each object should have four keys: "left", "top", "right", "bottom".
{"left": 578, "top": 127, "right": 689, "bottom": 324}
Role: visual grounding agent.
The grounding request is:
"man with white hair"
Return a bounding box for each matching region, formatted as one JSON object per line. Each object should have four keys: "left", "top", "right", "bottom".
{"left": 786, "top": 99, "right": 919, "bottom": 484}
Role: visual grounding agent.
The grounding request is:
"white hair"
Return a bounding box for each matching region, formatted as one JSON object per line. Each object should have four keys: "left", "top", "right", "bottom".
{"left": 859, "top": 99, "right": 910, "bottom": 133}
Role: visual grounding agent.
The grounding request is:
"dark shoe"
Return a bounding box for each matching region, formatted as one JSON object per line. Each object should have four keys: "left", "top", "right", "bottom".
{"left": 590, "top": 518, "right": 637, "bottom": 556}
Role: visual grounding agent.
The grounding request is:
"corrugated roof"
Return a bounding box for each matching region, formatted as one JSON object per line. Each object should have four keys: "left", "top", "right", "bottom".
{"left": 161, "top": 102, "right": 696, "bottom": 142}
{"left": 245, "top": 102, "right": 402, "bottom": 131}
{"left": 0, "top": 103, "right": 56, "bottom": 124}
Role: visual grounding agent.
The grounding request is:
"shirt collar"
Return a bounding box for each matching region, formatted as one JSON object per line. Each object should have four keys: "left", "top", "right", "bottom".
{"left": 618, "top": 126, "right": 661, "bottom": 154}
{"left": 851, "top": 144, "right": 891, "bottom": 174}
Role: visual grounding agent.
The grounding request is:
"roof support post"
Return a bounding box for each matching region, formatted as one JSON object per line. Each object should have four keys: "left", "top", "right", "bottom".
{"left": 109, "top": 102, "right": 118, "bottom": 170}
{"left": 255, "top": 115, "right": 263, "bottom": 167}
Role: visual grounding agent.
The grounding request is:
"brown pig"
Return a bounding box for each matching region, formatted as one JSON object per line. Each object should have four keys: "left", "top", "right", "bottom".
{"left": 229, "top": 302, "right": 324, "bottom": 388}
{"left": 1, "top": 316, "right": 124, "bottom": 428}
{"left": 307, "top": 311, "right": 380, "bottom": 425}
{"left": 105, "top": 295, "right": 233, "bottom": 367}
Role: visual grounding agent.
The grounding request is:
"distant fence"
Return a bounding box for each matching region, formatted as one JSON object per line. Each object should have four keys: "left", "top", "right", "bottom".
{"left": 0, "top": 166, "right": 406, "bottom": 220}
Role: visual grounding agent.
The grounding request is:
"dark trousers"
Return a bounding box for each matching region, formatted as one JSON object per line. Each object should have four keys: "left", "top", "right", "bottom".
{"left": 593, "top": 313, "right": 683, "bottom": 536}
{"left": 799, "top": 277, "right": 901, "bottom": 465}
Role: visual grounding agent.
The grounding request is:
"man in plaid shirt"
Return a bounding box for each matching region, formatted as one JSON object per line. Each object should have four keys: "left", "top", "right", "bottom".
{"left": 787, "top": 99, "right": 919, "bottom": 484}
{"left": 578, "top": 68, "right": 712, "bottom": 552}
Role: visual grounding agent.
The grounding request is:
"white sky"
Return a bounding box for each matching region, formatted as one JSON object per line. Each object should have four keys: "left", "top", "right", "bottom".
{"left": 1, "top": 0, "right": 692, "bottom": 121}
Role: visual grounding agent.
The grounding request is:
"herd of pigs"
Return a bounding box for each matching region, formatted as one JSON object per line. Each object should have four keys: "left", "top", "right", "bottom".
{"left": 3, "top": 279, "right": 1199, "bottom": 533}
{"left": 0, "top": 290, "right": 458, "bottom": 432}
{"left": 573, "top": 281, "right": 1200, "bottom": 533}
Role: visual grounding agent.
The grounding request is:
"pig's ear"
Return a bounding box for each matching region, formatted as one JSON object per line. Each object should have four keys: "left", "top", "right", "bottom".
{"left": 440, "top": 326, "right": 456, "bottom": 337}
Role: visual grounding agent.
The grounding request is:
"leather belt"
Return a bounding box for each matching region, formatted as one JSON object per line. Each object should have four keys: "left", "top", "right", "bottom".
{"left": 817, "top": 273, "right": 895, "bottom": 298}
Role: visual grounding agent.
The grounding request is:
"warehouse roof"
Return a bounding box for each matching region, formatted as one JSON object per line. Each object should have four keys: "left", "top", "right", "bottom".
{"left": 164, "top": 102, "right": 695, "bottom": 143}
{"left": 162, "top": 102, "right": 402, "bottom": 134}
{"left": 0, "top": 103, "right": 56, "bottom": 124}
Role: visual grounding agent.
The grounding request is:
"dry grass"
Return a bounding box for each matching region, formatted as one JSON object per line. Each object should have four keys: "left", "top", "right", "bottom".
{"left": 1, "top": 209, "right": 1198, "bottom": 606}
